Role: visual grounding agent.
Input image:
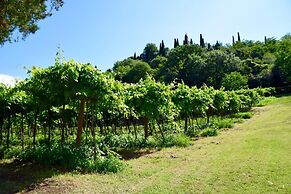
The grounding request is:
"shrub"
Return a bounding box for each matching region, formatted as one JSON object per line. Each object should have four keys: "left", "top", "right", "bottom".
{"left": 185, "top": 125, "right": 199, "bottom": 137}
{"left": 222, "top": 72, "right": 248, "bottom": 91}
{"left": 3, "top": 146, "right": 22, "bottom": 159}
{"left": 102, "top": 134, "right": 146, "bottom": 149}
{"left": 18, "top": 144, "right": 126, "bottom": 173}
{"left": 199, "top": 128, "right": 218, "bottom": 137}
{"left": 232, "top": 112, "right": 254, "bottom": 119}
{"left": 162, "top": 134, "right": 191, "bottom": 147}
{"left": 89, "top": 152, "right": 126, "bottom": 173}
{"left": 256, "top": 96, "right": 277, "bottom": 107}
{"left": 214, "top": 118, "right": 234, "bottom": 129}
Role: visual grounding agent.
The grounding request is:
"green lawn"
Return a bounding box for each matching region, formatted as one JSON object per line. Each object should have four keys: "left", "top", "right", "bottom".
{"left": 2, "top": 95, "right": 291, "bottom": 194}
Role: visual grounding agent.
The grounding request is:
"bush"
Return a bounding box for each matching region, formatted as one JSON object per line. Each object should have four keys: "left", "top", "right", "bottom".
{"left": 185, "top": 125, "right": 199, "bottom": 137}
{"left": 102, "top": 132, "right": 191, "bottom": 149}
{"left": 222, "top": 72, "right": 248, "bottom": 91}
{"left": 18, "top": 144, "right": 126, "bottom": 173}
{"left": 214, "top": 118, "right": 234, "bottom": 129}
{"left": 199, "top": 128, "right": 218, "bottom": 137}
{"left": 256, "top": 96, "right": 277, "bottom": 107}
{"left": 232, "top": 112, "right": 254, "bottom": 119}
{"left": 3, "top": 146, "right": 22, "bottom": 159}
{"left": 162, "top": 134, "right": 191, "bottom": 147}
{"left": 89, "top": 152, "right": 126, "bottom": 173}
{"left": 102, "top": 134, "right": 146, "bottom": 149}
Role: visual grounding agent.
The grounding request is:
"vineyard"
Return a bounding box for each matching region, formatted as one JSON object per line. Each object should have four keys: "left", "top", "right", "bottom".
{"left": 0, "top": 57, "right": 274, "bottom": 173}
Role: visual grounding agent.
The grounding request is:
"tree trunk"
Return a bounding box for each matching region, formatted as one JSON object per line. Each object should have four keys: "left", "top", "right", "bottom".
{"left": 21, "top": 112, "right": 24, "bottom": 150}
{"left": 90, "top": 110, "right": 97, "bottom": 161}
{"left": 76, "top": 98, "right": 85, "bottom": 146}
{"left": 6, "top": 112, "right": 11, "bottom": 148}
{"left": 61, "top": 104, "right": 65, "bottom": 145}
{"left": 133, "top": 122, "right": 137, "bottom": 140}
{"left": 184, "top": 116, "right": 188, "bottom": 132}
{"left": 143, "top": 117, "right": 149, "bottom": 140}
{"left": 33, "top": 111, "right": 38, "bottom": 146}
{"left": 47, "top": 109, "right": 52, "bottom": 147}
{"left": 157, "top": 121, "right": 165, "bottom": 142}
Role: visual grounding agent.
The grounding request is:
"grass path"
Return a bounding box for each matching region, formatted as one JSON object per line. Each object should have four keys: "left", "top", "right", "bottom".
{"left": 23, "top": 96, "right": 291, "bottom": 193}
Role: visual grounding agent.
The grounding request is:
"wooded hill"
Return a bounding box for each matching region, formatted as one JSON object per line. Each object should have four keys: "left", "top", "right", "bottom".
{"left": 111, "top": 33, "right": 291, "bottom": 89}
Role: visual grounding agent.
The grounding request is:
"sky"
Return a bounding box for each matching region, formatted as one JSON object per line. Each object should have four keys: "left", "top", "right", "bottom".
{"left": 0, "top": 0, "right": 291, "bottom": 82}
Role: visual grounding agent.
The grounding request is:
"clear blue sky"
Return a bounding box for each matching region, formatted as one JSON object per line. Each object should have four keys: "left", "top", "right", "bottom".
{"left": 0, "top": 0, "right": 290, "bottom": 80}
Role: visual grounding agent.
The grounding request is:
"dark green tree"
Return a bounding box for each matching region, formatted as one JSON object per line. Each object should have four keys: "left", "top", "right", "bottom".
{"left": 200, "top": 34, "right": 205, "bottom": 48}
{"left": 238, "top": 32, "right": 241, "bottom": 42}
{"left": 275, "top": 34, "right": 291, "bottom": 85}
{"left": 222, "top": 72, "right": 248, "bottom": 90}
{"left": 183, "top": 34, "right": 189, "bottom": 45}
{"left": 159, "top": 40, "right": 166, "bottom": 56}
{"left": 0, "top": 0, "right": 64, "bottom": 45}
{"left": 140, "top": 43, "right": 158, "bottom": 63}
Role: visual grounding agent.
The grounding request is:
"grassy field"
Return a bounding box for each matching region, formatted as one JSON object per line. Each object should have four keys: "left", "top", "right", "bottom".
{"left": 1, "top": 95, "right": 291, "bottom": 194}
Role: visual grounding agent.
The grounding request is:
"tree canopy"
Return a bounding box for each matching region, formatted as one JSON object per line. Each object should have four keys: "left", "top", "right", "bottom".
{"left": 111, "top": 33, "right": 291, "bottom": 88}
{"left": 0, "top": 0, "right": 64, "bottom": 45}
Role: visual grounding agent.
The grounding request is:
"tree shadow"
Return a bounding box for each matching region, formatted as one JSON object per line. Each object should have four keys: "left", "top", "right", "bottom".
{"left": 0, "top": 160, "right": 62, "bottom": 194}
{"left": 117, "top": 148, "right": 158, "bottom": 160}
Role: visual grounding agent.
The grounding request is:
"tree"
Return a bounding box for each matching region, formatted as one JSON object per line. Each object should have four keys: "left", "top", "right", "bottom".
{"left": 237, "top": 32, "right": 241, "bottom": 42}
{"left": 213, "top": 41, "right": 222, "bottom": 49}
{"left": 190, "top": 39, "right": 193, "bottom": 45}
{"left": 159, "top": 44, "right": 203, "bottom": 83}
{"left": 140, "top": 43, "right": 158, "bottom": 63}
{"left": 200, "top": 34, "right": 205, "bottom": 48}
{"left": 183, "top": 54, "right": 207, "bottom": 87}
{"left": 127, "top": 76, "right": 175, "bottom": 139}
{"left": 204, "top": 50, "right": 242, "bottom": 88}
{"left": 159, "top": 40, "right": 167, "bottom": 56}
{"left": 183, "top": 34, "right": 189, "bottom": 45}
{"left": 123, "top": 61, "right": 152, "bottom": 83}
{"left": 222, "top": 72, "right": 248, "bottom": 90}
{"left": 174, "top": 38, "right": 180, "bottom": 48}
{"left": 113, "top": 59, "right": 152, "bottom": 83}
{"left": 275, "top": 34, "right": 291, "bottom": 84}
{"left": 0, "top": 0, "right": 64, "bottom": 45}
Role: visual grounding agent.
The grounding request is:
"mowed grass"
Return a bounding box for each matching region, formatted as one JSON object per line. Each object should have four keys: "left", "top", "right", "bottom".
{"left": 20, "top": 95, "right": 291, "bottom": 193}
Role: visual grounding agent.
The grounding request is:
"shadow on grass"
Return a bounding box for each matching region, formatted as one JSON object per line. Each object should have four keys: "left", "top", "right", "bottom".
{"left": 0, "top": 160, "right": 62, "bottom": 194}
{"left": 117, "top": 148, "right": 158, "bottom": 160}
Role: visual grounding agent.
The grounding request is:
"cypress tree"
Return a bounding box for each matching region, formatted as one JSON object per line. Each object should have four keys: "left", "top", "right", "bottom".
{"left": 232, "top": 36, "right": 235, "bottom": 46}
{"left": 159, "top": 40, "right": 166, "bottom": 56}
{"left": 264, "top": 36, "right": 267, "bottom": 44}
{"left": 161, "top": 40, "right": 165, "bottom": 49}
{"left": 183, "top": 33, "right": 189, "bottom": 45}
{"left": 176, "top": 38, "right": 180, "bottom": 47}
{"left": 190, "top": 38, "right": 193, "bottom": 45}
{"left": 237, "top": 32, "right": 241, "bottom": 42}
{"left": 133, "top": 52, "right": 137, "bottom": 59}
{"left": 200, "top": 34, "right": 205, "bottom": 48}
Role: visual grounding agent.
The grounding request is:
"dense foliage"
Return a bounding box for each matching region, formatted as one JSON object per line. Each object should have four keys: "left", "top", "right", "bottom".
{"left": 111, "top": 33, "right": 291, "bottom": 88}
{"left": 0, "top": 0, "right": 64, "bottom": 45}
